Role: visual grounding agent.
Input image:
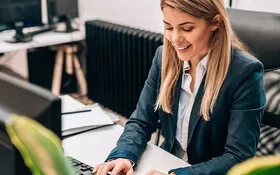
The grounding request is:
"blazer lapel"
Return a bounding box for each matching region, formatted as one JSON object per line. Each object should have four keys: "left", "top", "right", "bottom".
{"left": 187, "top": 76, "right": 206, "bottom": 145}
{"left": 170, "top": 73, "right": 183, "bottom": 136}
{"left": 170, "top": 73, "right": 182, "bottom": 137}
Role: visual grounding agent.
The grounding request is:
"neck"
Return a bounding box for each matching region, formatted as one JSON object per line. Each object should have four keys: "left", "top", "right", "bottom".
{"left": 189, "top": 50, "right": 208, "bottom": 70}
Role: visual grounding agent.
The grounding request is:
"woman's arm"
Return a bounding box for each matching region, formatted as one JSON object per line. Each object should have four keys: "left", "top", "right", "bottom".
{"left": 105, "top": 46, "right": 163, "bottom": 164}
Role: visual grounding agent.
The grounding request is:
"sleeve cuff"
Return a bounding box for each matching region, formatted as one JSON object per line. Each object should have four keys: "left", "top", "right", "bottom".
{"left": 106, "top": 158, "right": 135, "bottom": 168}
{"left": 105, "top": 150, "right": 138, "bottom": 166}
{"left": 168, "top": 167, "right": 190, "bottom": 175}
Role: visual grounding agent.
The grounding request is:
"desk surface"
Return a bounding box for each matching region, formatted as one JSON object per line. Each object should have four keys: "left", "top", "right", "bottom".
{"left": 63, "top": 125, "right": 189, "bottom": 175}
{"left": 0, "top": 29, "right": 85, "bottom": 53}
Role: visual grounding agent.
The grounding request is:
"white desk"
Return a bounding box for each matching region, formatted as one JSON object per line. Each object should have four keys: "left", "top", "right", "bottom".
{"left": 63, "top": 125, "right": 189, "bottom": 174}
{"left": 0, "top": 29, "right": 85, "bottom": 53}
{"left": 0, "top": 29, "right": 86, "bottom": 87}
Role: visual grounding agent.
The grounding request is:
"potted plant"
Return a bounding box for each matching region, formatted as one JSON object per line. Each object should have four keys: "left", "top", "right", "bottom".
{"left": 5, "top": 114, "right": 75, "bottom": 175}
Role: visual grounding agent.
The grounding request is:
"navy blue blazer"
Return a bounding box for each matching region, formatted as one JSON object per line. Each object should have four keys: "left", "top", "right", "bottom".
{"left": 106, "top": 46, "right": 266, "bottom": 175}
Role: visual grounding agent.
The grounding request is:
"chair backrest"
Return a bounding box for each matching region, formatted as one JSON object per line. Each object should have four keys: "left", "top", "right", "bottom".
{"left": 228, "top": 8, "right": 280, "bottom": 71}
{"left": 228, "top": 8, "right": 280, "bottom": 156}
{"left": 228, "top": 8, "right": 280, "bottom": 128}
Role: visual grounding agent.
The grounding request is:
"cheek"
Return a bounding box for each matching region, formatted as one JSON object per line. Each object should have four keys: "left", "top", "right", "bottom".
{"left": 164, "top": 31, "right": 172, "bottom": 42}
{"left": 192, "top": 30, "right": 211, "bottom": 47}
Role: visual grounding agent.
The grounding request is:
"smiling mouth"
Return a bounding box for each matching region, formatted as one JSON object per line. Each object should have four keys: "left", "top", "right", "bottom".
{"left": 177, "top": 45, "right": 191, "bottom": 51}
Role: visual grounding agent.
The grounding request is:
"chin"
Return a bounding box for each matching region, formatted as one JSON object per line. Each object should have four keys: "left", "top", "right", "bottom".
{"left": 177, "top": 53, "right": 191, "bottom": 62}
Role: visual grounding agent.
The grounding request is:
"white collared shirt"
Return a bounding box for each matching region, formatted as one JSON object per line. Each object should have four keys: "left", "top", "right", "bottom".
{"left": 176, "top": 56, "right": 208, "bottom": 161}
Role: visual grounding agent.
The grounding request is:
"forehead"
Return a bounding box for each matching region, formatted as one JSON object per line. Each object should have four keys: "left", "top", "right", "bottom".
{"left": 163, "top": 6, "right": 205, "bottom": 25}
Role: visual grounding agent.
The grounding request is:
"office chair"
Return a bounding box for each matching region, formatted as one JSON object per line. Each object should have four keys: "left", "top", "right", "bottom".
{"left": 228, "top": 8, "right": 280, "bottom": 156}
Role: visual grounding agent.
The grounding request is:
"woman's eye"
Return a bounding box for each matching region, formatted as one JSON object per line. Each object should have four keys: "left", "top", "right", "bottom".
{"left": 165, "top": 27, "right": 173, "bottom": 30}
{"left": 183, "top": 28, "right": 193, "bottom": 32}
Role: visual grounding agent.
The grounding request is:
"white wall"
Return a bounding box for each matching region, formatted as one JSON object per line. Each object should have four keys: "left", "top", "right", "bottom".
{"left": 232, "top": 0, "right": 280, "bottom": 13}
{"left": 0, "top": 50, "right": 28, "bottom": 79}
{"left": 78, "top": 0, "right": 163, "bottom": 33}
{"left": 79, "top": 0, "right": 280, "bottom": 33}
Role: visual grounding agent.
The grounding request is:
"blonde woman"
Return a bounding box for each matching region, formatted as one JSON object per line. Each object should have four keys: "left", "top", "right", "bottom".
{"left": 93, "top": 0, "right": 266, "bottom": 174}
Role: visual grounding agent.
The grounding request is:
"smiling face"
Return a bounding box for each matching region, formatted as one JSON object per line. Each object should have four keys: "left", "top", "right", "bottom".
{"left": 163, "top": 6, "right": 217, "bottom": 64}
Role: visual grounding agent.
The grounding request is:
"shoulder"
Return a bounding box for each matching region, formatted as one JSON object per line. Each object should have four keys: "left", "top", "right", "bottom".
{"left": 230, "top": 48, "right": 264, "bottom": 73}
{"left": 224, "top": 48, "right": 265, "bottom": 94}
{"left": 229, "top": 48, "right": 264, "bottom": 80}
{"left": 155, "top": 45, "right": 163, "bottom": 56}
{"left": 153, "top": 45, "right": 163, "bottom": 67}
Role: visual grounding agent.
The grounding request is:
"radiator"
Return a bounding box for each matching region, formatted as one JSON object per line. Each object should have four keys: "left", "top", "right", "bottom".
{"left": 86, "top": 20, "right": 163, "bottom": 118}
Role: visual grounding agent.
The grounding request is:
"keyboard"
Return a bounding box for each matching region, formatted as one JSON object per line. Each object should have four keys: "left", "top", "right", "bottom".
{"left": 68, "top": 156, "right": 94, "bottom": 175}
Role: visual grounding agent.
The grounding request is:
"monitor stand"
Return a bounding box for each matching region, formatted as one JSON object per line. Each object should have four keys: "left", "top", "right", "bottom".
{"left": 54, "top": 15, "right": 79, "bottom": 33}
{"left": 5, "top": 26, "right": 32, "bottom": 43}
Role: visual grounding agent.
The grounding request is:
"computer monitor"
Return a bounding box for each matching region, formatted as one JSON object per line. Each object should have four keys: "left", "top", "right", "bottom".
{"left": 0, "top": 0, "right": 42, "bottom": 43}
{"left": 0, "top": 72, "right": 61, "bottom": 175}
{"left": 47, "top": 0, "right": 79, "bottom": 33}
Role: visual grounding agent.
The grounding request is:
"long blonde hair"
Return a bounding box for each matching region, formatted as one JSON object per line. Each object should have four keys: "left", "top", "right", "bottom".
{"left": 155, "top": 0, "right": 249, "bottom": 120}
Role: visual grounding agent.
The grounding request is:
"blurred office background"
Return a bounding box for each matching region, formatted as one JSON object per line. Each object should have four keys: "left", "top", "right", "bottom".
{"left": 77, "top": 0, "right": 280, "bottom": 34}
{"left": 1, "top": 0, "right": 279, "bottom": 79}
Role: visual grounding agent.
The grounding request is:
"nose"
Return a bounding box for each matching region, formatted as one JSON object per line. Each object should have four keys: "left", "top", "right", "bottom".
{"left": 172, "top": 30, "right": 184, "bottom": 44}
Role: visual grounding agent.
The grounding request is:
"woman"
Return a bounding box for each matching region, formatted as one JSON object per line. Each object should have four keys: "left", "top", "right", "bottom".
{"left": 93, "top": 0, "right": 266, "bottom": 174}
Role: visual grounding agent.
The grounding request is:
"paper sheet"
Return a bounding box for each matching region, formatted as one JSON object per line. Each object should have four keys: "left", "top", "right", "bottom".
{"left": 60, "top": 95, "right": 85, "bottom": 113}
{"left": 62, "top": 106, "right": 114, "bottom": 136}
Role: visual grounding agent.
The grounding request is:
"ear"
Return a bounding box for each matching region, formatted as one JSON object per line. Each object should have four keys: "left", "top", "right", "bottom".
{"left": 211, "top": 14, "right": 222, "bottom": 31}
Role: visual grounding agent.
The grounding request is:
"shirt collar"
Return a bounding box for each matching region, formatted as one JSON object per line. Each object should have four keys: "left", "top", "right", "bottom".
{"left": 183, "top": 61, "right": 190, "bottom": 74}
{"left": 183, "top": 55, "right": 208, "bottom": 75}
{"left": 200, "top": 55, "right": 208, "bottom": 70}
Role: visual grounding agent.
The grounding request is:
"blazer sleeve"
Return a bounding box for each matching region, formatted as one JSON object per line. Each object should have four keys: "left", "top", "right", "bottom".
{"left": 170, "top": 60, "right": 266, "bottom": 175}
{"left": 105, "top": 46, "right": 162, "bottom": 164}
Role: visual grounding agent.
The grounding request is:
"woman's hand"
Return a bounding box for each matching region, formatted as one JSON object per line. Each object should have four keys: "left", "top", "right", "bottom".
{"left": 145, "top": 169, "right": 175, "bottom": 175}
{"left": 92, "top": 158, "right": 134, "bottom": 175}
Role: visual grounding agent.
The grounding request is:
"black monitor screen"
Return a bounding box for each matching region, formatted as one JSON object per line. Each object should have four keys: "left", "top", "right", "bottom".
{"left": 47, "top": 0, "right": 79, "bottom": 32}
{"left": 48, "top": 0, "right": 79, "bottom": 23}
{"left": 0, "top": 72, "right": 61, "bottom": 175}
{"left": 0, "top": 0, "right": 42, "bottom": 30}
{"left": 0, "top": 0, "right": 42, "bottom": 42}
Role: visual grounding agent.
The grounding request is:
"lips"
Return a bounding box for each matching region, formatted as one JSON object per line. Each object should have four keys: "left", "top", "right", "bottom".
{"left": 177, "top": 44, "right": 191, "bottom": 51}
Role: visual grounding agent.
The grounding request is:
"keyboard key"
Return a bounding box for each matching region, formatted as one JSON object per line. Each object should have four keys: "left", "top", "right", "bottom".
{"left": 67, "top": 156, "right": 94, "bottom": 175}
{"left": 67, "top": 156, "right": 110, "bottom": 175}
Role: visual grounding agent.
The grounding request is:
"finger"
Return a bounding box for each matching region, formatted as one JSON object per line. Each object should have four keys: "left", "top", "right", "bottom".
{"left": 96, "top": 163, "right": 110, "bottom": 175}
{"left": 126, "top": 167, "right": 134, "bottom": 175}
{"left": 145, "top": 169, "right": 157, "bottom": 175}
{"left": 145, "top": 171, "right": 151, "bottom": 175}
{"left": 96, "top": 164, "right": 104, "bottom": 175}
{"left": 110, "top": 162, "right": 126, "bottom": 175}
{"left": 92, "top": 163, "right": 102, "bottom": 173}
{"left": 145, "top": 169, "right": 153, "bottom": 175}
{"left": 100, "top": 162, "right": 115, "bottom": 175}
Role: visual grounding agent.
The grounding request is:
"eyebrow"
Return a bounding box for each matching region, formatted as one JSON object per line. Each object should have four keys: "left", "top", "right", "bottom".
{"left": 163, "top": 20, "right": 195, "bottom": 26}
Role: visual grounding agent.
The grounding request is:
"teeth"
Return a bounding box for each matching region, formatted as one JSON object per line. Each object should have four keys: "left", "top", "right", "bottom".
{"left": 178, "top": 45, "right": 189, "bottom": 50}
